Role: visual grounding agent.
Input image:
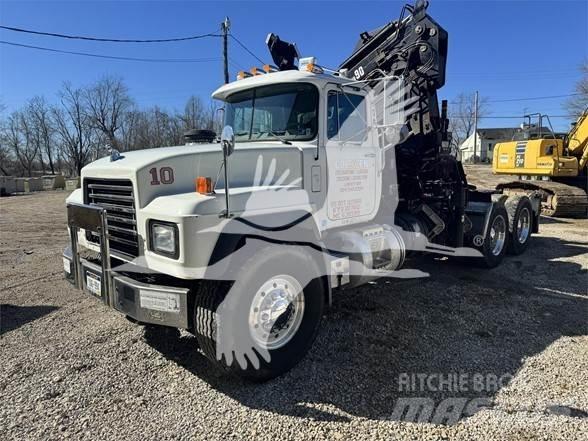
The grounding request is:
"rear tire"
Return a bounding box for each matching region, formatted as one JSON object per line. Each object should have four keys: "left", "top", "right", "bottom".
{"left": 193, "top": 246, "right": 325, "bottom": 381}
{"left": 505, "top": 195, "right": 533, "bottom": 255}
{"left": 472, "top": 204, "right": 509, "bottom": 268}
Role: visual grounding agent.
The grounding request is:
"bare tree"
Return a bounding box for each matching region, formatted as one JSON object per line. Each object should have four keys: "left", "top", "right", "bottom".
{"left": 27, "top": 96, "right": 56, "bottom": 174}
{"left": 5, "top": 110, "right": 40, "bottom": 176}
{"left": 182, "top": 96, "right": 206, "bottom": 130}
{"left": 564, "top": 61, "right": 588, "bottom": 119}
{"left": 52, "top": 83, "right": 96, "bottom": 176}
{"left": 0, "top": 101, "right": 12, "bottom": 175}
{"left": 448, "top": 92, "right": 490, "bottom": 149}
{"left": 84, "top": 76, "right": 132, "bottom": 150}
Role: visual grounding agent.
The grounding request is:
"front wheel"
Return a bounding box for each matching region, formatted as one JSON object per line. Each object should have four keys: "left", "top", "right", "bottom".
{"left": 193, "top": 246, "right": 325, "bottom": 381}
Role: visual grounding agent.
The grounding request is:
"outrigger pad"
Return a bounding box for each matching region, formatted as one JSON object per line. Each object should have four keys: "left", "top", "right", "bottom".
{"left": 266, "top": 33, "right": 299, "bottom": 71}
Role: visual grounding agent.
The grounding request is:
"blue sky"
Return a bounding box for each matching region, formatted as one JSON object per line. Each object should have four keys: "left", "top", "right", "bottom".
{"left": 0, "top": 0, "right": 586, "bottom": 131}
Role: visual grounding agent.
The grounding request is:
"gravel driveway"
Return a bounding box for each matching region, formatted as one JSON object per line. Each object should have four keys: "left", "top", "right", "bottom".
{"left": 1, "top": 190, "right": 587, "bottom": 440}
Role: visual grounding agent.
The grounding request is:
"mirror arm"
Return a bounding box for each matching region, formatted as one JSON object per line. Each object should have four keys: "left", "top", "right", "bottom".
{"left": 220, "top": 125, "right": 235, "bottom": 218}
{"left": 222, "top": 143, "right": 231, "bottom": 217}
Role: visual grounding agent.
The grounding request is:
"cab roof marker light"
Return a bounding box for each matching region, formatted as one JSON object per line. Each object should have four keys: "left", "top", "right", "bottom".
{"left": 299, "top": 56, "right": 324, "bottom": 74}
{"left": 250, "top": 66, "right": 266, "bottom": 76}
{"left": 263, "top": 64, "right": 279, "bottom": 73}
{"left": 236, "top": 71, "right": 253, "bottom": 80}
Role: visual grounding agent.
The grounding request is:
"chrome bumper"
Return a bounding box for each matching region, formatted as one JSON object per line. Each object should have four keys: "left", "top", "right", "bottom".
{"left": 64, "top": 203, "right": 190, "bottom": 328}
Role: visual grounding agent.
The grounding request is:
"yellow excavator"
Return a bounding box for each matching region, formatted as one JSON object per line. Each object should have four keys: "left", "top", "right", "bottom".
{"left": 492, "top": 109, "right": 588, "bottom": 217}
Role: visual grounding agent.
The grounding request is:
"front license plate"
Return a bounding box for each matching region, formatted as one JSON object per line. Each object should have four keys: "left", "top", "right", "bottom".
{"left": 86, "top": 272, "right": 101, "bottom": 296}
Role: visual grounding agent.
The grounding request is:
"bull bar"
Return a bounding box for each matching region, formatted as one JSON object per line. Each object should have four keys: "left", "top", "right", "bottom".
{"left": 63, "top": 203, "right": 190, "bottom": 329}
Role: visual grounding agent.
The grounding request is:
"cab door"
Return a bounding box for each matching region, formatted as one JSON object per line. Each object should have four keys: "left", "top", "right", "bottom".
{"left": 325, "top": 87, "right": 379, "bottom": 224}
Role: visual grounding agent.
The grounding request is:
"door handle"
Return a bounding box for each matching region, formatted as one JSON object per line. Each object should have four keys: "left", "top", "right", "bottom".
{"left": 364, "top": 153, "right": 376, "bottom": 158}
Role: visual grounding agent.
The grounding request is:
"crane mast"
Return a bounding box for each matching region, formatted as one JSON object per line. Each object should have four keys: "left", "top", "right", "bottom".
{"left": 339, "top": 0, "right": 466, "bottom": 247}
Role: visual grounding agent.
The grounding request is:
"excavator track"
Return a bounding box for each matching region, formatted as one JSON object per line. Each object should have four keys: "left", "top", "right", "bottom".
{"left": 496, "top": 181, "right": 588, "bottom": 218}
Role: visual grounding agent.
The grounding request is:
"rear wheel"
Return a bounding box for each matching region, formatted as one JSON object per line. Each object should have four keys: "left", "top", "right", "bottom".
{"left": 505, "top": 195, "right": 533, "bottom": 255}
{"left": 471, "top": 204, "right": 509, "bottom": 268}
{"left": 193, "top": 246, "right": 325, "bottom": 381}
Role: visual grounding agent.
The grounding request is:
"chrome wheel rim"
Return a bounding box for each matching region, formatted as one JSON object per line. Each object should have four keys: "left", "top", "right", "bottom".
{"left": 516, "top": 208, "right": 531, "bottom": 244}
{"left": 248, "top": 275, "right": 305, "bottom": 350}
{"left": 490, "top": 214, "right": 507, "bottom": 256}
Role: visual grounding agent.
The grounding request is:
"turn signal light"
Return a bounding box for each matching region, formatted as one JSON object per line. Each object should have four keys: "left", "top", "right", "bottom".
{"left": 195, "top": 176, "right": 213, "bottom": 194}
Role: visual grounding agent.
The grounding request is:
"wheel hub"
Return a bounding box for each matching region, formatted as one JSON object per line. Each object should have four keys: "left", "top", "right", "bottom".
{"left": 490, "top": 214, "right": 506, "bottom": 256}
{"left": 249, "top": 275, "right": 305, "bottom": 350}
{"left": 516, "top": 207, "right": 531, "bottom": 243}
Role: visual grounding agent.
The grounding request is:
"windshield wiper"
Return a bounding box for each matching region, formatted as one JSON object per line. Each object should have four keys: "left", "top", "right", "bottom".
{"left": 265, "top": 131, "right": 292, "bottom": 145}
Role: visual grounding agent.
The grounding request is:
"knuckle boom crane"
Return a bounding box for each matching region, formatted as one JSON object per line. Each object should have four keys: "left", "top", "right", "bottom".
{"left": 339, "top": 0, "right": 469, "bottom": 249}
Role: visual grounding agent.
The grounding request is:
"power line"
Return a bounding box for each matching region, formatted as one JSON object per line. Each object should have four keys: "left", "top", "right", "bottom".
{"left": 487, "top": 93, "right": 580, "bottom": 103}
{"left": 449, "top": 115, "right": 573, "bottom": 119}
{"left": 0, "top": 24, "right": 221, "bottom": 43}
{"left": 449, "top": 93, "right": 580, "bottom": 105}
{"left": 0, "top": 40, "right": 221, "bottom": 63}
{"left": 229, "top": 33, "right": 266, "bottom": 66}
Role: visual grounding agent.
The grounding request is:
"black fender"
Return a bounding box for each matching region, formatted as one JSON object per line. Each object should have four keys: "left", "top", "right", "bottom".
{"left": 203, "top": 209, "right": 333, "bottom": 306}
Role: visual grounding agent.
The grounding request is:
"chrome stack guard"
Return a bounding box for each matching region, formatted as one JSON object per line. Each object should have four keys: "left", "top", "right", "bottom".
{"left": 65, "top": 203, "right": 190, "bottom": 328}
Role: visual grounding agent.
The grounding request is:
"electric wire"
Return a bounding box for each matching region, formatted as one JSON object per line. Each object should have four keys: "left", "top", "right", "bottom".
{"left": 0, "top": 24, "right": 221, "bottom": 43}
{"left": 229, "top": 33, "right": 266, "bottom": 66}
{"left": 0, "top": 40, "right": 221, "bottom": 63}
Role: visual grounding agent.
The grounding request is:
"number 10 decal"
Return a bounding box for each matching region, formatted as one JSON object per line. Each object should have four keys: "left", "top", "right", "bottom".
{"left": 149, "top": 167, "right": 175, "bottom": 185}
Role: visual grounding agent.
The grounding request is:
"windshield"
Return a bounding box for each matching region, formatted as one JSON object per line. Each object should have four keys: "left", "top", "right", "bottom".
{"left": 225, "top": 83, "right": 318, "bottom": 142}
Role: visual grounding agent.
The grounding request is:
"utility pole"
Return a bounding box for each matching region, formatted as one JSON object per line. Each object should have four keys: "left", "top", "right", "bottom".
{"left": 221, "top": 17, "right": 230, "bottom": 84}
{"left": 473, "top": 90, "right": 479, "bottom": 163}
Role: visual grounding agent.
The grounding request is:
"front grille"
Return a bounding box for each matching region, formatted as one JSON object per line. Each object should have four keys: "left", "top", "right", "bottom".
{"left": 84, "top": 178, "right": 139, "bottom": 259}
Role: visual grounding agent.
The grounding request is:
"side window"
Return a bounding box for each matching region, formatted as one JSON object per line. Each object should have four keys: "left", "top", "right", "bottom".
{"left": 327, "top": 91, "right": 367, "bottom": 142}
{"left": 327, "top": 91, "right": 339, "bottom": 139}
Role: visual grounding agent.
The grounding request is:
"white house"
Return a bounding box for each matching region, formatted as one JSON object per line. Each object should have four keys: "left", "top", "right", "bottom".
{"left": 459, "top": 126, "right": 554, "bottom": 163}
{"left": 459, "top": 128, "right": 517, "bottom": 163}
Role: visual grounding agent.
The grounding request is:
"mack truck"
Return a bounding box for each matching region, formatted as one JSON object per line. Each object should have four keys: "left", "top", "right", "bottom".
{"left": 63, "top": 0, "right": 540, "bottom": 380}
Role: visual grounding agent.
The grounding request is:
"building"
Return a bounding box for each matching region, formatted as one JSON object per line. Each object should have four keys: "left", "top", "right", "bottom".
{"left": 459, "top": 127, "right": 554, "bottom": 163}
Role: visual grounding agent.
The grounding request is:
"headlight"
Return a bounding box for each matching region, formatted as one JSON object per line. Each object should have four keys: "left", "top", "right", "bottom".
{"left": 149, "top": 221, "right": 179, "bottom": 258}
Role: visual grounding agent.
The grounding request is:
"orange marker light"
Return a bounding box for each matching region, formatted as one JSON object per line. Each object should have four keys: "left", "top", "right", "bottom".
{"left": 195, "top": 177, "right": 213, "bottom": 194}
{"left": 237, "top": 71, "right": 252, "bottom": 80}
{"left": 250, "top": 67, "right": 265, "bottom": 76}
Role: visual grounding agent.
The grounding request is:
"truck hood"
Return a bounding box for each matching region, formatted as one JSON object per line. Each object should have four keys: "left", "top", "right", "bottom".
{"left": 83, "top": 143, "right": 221, "bottom": 174}
{"left": 81, "top": 142, "right": 305, "bottom": 214}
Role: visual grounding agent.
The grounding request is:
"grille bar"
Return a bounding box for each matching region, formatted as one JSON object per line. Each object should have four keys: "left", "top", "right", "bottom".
{"left": 84, "top": 178, "right": 139, "bottom": 259}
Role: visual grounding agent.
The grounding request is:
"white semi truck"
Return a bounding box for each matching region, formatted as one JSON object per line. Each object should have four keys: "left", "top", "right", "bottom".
{"left": 63, "top": 0, "right": 540, "bottom": 380}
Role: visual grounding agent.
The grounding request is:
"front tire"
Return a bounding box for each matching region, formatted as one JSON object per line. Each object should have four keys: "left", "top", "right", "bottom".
{"left": 193, "top": 246, "right": 325, "bottom": 381}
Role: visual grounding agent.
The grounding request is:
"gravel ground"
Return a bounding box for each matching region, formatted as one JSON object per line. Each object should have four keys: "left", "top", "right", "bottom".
{"left": 1, "top": 180, "right": 587, "bottom": 440}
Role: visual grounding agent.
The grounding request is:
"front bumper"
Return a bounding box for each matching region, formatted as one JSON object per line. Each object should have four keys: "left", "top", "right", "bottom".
{"left": 64, "top": 203, "right": 190, "bottom": 329}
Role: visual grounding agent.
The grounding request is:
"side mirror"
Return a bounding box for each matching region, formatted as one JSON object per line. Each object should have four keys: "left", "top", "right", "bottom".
{"left": 221, "top": 125, "right": 235, "bottom": 157}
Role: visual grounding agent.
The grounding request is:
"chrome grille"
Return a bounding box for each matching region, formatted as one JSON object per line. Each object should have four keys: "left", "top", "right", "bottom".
{"left": 84, "top": 178, "right": 139, "bottom": 259}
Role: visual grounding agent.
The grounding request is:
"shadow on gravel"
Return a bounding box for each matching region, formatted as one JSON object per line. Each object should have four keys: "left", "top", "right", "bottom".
{"left": 145, "top": 235, "right": 587, "bottom": 425}
{"left": 0, "top": 304, "right": 59, "bottom": 336}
